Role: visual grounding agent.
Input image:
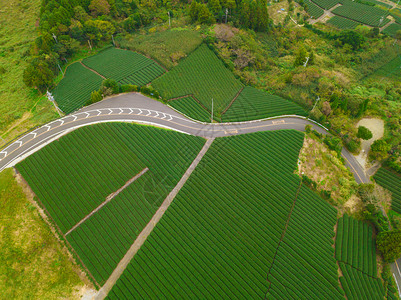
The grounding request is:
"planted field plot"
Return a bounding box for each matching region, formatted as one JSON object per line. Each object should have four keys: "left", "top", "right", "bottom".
{"left": 107, "top": 130, "right": 345, "bottom": 299}
{"left": 222, "top": 87, "right": 307, "bottom": 122}
{"left": 362, "top": 0, "right": 392, "bottom": 9}
{"left": 17, "top": 123, "right": 205, "bottom": 285}
{"left": 266, "top": 185, "right": 344, "bottom": 299}
{"left": 383, "top": 23, "right": 401, "bottom": 37}
{"left": 332, "top": 1, "right": 390, "bottom": 27}
{"left": 335, "top": 214, "right": 377, "bottom": 276}
{"left": 339, "top": 263, "right": 385, "bottom": 299}
{"left": 367, "top": 55, "right": 401, "bottom": 81}
{"left": 169, "top": 97, "right": 212, "bottom": 122}
{"left": 327, "top": 15, "right": 361, "bottom": 29}
{"left": 152, "top": 44, "right": 244, "bottom": 114}
{"left": 82, "top": 48, "right": 165, "bottom": 86}
{"left": 374, "top": 168, "right": 401, "bottom": 213}
{"left": 305, "top": 0, "right": 325, "bottom": 18}
{"left": 52, "top": 62, "right": 102, "bottom": 114}
{"left": 390, "top": 8, "right": 401, "bottom": 24}
{"left": 312, "top": 0, "right": 340, "bottom": 10}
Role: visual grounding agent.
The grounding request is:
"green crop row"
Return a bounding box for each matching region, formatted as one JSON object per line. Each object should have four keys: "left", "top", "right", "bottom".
{"left": 52, "top": 62, "right": 103, "bottom": 114}
{"left": 339, "top": 263, "right": 385, "bottom": 299}
{"left": 305, "top": 0, "right": 325, "bottom": 18}
{"left": 335, "top": 214, "right": 377, "bottom": 276}
{"left": 312, "top": 0, "right": 340, "bottom": 10}
{"left": 17, "top": 123, "right": 205, "bottom": 285}
{"left": 169, "top": 96, "right": 212, "bottom": 122}
{"left": 327, "top": 15, "right": 361, "bottom": 29}
{"left": 374, "top": 168, "right": 401, "bottom": 214}
{"left": 152, "top": 44, "right": 244, "bottom": 114}
{"left": 107, "top": 130, "right": 306, "bottom": 298}
{"left": 267, "top": 185, "right": 344, "bottom": 299}
{"left": 383, "top": 23, "right": 401, "bottom": 37}
{"left": 222, "top": 87, "right": 307, "bottom": 122}
{"left": 82, "top": 47, "right": 165, "bottom": 86}
{"left": 332, "top": 0, "right": 390, "bottom": 27}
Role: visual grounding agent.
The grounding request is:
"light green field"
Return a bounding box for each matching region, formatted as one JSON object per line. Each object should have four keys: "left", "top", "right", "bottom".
{"left": 0, "top": 0, "right": 58, "bottom": 146}
{"left": 0, "top": 168, "right": 86, "bottom": 299}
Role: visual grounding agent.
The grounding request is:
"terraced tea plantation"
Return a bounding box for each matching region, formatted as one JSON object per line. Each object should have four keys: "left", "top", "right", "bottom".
{"left": 52, "top": 62, "right": 103, "bottom": 114}
{"left": 383, "top": 23, "right": 401, "bottom": 37}
{"left": 169, "top": 96, "right": 212, "bottom": 123}
{"left": 327, "top": 16, "right": 361, "bottom": 29}
{"left": 331, "top": 0, "right": 390, "bottom": 27}
{"left": 17, "top": 123, "right": 205, "bottom": 285}
{"left": 152, "top": 44, "right": 244, "bottom": 114}
{"left": 336, "top": 215, "right": 386, "bottom": 299}
{"left": 82, "top": 47, "right": 165, "bottom": 86}
{"left": 305, "top": 0, "right": 324, "bottom": 18}
{"left": 374, "top": 167, "right": 401, "bottom": 214}
{"left": 222, "top": 87, "right": 307, "bottom": 122}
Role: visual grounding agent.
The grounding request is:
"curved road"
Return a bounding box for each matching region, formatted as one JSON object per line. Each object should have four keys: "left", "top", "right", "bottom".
{"left": 1, "top": 93, "right": 399, "bottom": 295}
{"left": 0, "top": 93, "right": 368, "bottom": 184}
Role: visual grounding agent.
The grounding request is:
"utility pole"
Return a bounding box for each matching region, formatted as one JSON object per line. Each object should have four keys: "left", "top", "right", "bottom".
{"left": 379, "top": 16, "right": 384, "bottom": 26}
{"left": 312, "top": 96, "right": 320, "bottom": 110}
{"left": 111, "top": 34, "right": 115, "bottom": 46}
{"left": 46, "top": 90, "right": 62, "bottom": 117}
{"left": 52, "top": 33, "right": 58, "bottom": 43}
{"left": 168, "top": 11, "right": 171, "bottom": 27}
{"left": 88, "top": 40, "right": 92, "bottom": 51}
{"left": 211, "top": 98, "right": 214, "bottom": 123}
{"left": 225, "top": 8, "right": 228, "bottom": 23}
{"left": 57, "top": 63, "right": 64, "bottom": 76}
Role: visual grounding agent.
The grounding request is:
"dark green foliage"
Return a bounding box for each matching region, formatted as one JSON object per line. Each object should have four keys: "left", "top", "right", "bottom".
{"left": 88, "top": 89, "right": 103, "bottom": 105}
{"left": 294, "top": 47, "right": 308, "bottom": 67}
{"left": 371, "top": 139, "right": 391, "bottom": 160}
{"left": 357, "top": 126, "right": 373, "bottom": 140}
{"left": 346, "top": 139, "right": 361, "bottom": 153}
{"left": 101, "top": 78, "right": 119, "bottom": 95}
{"left": 374, "top": 168, "right": 401, "bottom": 214}
{"left": 324, "top": 135, "right": 343, "bottom": 154}
{"left": 17, "top": 123, "right": 205, "bottom": 285}
{"left": 383, "top": 23, "right": 401, "bottom": 37}
{"left": 23, "top": 58, "right": 55, "bottom": 92}
{"left": 120, "top": 84, "right": 138, "bottom": 93}
{"left": 377, "top": 230, "right": 401, "bottom": 262}
{"left": 238, "top": 0, "right": 271, "bottom": 32}
{"left": 140, "top": 86, "right": 159, "bottom": 98}
{"left": 337, "top": 30, "right": 366, "bottom": 50}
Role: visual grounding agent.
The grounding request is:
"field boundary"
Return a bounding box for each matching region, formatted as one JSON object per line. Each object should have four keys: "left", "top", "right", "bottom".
{"left": 80, "top": 61, "right": 106, "bottom": 79}
{"left": 221, "top": 87, "right": 245, "bottom": 115}
{"left": 13, "top": 167, "right": 101, "bottom": 288}
{"left": 95, "top": 137, "right": 214, "bottom": 300}
{"left": 265, "top": 178, "right": 303, "bottom": 297}
{"left": 338, "top": 261, "right": 380, "bottom": 279}
{"left": 65, "top": 167, "right": 149, "bottom": 236}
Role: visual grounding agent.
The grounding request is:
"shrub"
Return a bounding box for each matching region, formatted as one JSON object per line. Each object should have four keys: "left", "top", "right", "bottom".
{"left": 140, "top": 86, "right": 159, "bottom": 99}
{"left": 120, "top": 84, "right": 138, "bottom": 93}
{"left": 357, "top": 126, "right": 373, "bottom": 140}
{"left": 87, "top": 90, "right": 103, "bottom": 105}
{"left": 101, "top": 78, "right": 120, "bottom": 95}
{"left": 377, "top": 230, "right": 401, "bottom": 262}
{"left": 345, "top": 139, "right": 361, "bottom": 153}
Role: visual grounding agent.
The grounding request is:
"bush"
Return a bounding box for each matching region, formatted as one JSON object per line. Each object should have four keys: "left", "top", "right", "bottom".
{"left": 305, "top": 124, "right": 312, "bottom": 133}
{"left": 377, "top": 230, "right": 401, "bottom": 262}
{"left": 101, "top": 78, "right": 120, "bottom": 95}
{"left": 357, "top": 126, "right": 373, "bottom": 140}
{"left": 324, "top": 135, "right": 343, "bottom": 154}
{"left": 87, "top": 90, "right": 103, "bottom": 105}
{"left": 140, "top": 86, "right": 159, "bottom": 99}
{"left": 345, "top": 139, "right": 361, "bottom": 153}
{"left": 120, "top": 84, "right": 138, "bottom": 93}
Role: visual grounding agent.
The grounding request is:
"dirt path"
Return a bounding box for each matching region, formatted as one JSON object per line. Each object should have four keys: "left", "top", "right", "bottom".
{"left": 65, "top": 168, "right": 149, "bottom": 236}
{"left": 354, "top": 118, "right": 384, "bottom": 172}
{"left": 94, "top": 138, "right": 214, "bottom": 300}
{"left": 80, "top": 61, "right": 106, "bottom": 80}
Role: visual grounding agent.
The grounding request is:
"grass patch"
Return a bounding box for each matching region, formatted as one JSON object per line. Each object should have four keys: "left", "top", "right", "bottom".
{"left": 0, "top": 168, "right": 86, "bottom": 298}
{"left": 0, "top": 0, "right": 58, "bottom": 146}
{"left": 118, "top": 29, "right": 203, "bottom": 70}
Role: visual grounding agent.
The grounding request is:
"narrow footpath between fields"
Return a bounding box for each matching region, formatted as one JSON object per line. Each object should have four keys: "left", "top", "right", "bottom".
{"left": 95, "top": 138, "right": 215, "bottom": 300}
{"left": 65, "top": 167, "right": 149, "bottom": 236}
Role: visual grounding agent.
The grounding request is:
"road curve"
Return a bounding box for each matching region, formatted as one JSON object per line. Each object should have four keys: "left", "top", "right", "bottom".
{"left": 0, "top": 93, "right": 367, "bottom": 183}
{"left": 1, "top": 92, "right": 399, "bottom": 295}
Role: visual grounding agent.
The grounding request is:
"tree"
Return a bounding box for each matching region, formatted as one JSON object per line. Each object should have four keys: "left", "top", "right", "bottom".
{"left": 395, "top": 30, "right": 401, "bottom": 41}
{"left": 197, "top": 4, "right": 214, "bottom": 24}
{"left": 189, "top": 1, "right": 200, "bottom": 22}
{"left": 294, "top": 47, "right": 307, "bottom": 67}
{"left": 370, "top": 139, "right": 391, "bottom": 160}
{"left": 101, "top": 78, "right": 119, "bottom": 95}
{"left": 89, "top": 0, "right": 110, "bottom": 16}
{"left": 322, "top": 101, "right": 332, "bottom": 116}
{"left": 308, "top": 49, "right": 315, "bottom": 65}
{"left": 337, "top": 30, "right": 365, "bottom": 51}
{"left": 209, "top": 0, "right": 222, "bottom": 15}
{"left": 88, "top": 90, "right": 103, "bottom": 105}
{"left": 23, "top": 59, "right": 54, "bottom": 92}
{"left": 377, "top": 230, "right": 401, "bottom": 262}
{"left": 357, "top": 126, "right": 373, "bottom": 140}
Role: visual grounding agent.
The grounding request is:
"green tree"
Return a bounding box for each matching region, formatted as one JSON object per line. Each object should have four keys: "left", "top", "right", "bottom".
{"left": 294, "top": 47, "right": 307, "bottom": 67}
{"left": 101, "top": 78, "right": 119, "bottom": 94}
{"left": 377, "top": 230, "right": 401, "bottom": 262}
{"left": 23, "top": 59, "right": 54, "bottom": 92}
{"left": 337, "top": 30, "right": 365, "bottom": 50}
{"left": 209, "top": 0, "right": 222, "bottom": 15}
{"left": 189, "top": 1, "right": 200, "bottom": 22}
{"left": 308, "top": 49, "right": 315, "bottom": 65}
{"left": 198, "top": 4, "right": 214, "bottom": 24}
{"left": 370, "top": 139, "right": 391, "bottom": 160}
{"left": 357, "top": 126, "right": 373, "bottom": 140}
{"left": 88, "top": 90, "right": 103, "bottom": 105}
{"left": 89, "top": 0, "right": 111, "bottom": 16}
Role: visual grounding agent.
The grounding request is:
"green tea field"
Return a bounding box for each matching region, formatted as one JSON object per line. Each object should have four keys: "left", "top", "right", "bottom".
{"left": 52, "top": 62, "right": 103, "bottom": 114}
{"left": 82, "top": 48, "right": 165, "bottom": 86}
{"left": 374, "top": 167, "right": 401, "bottom": 214}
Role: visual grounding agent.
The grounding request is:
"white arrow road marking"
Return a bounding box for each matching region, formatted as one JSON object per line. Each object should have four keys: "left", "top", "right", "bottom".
{"left": 129, "top": 108, "right": 134, "bottom": 114}
{"left": 160, "top": 113, "right": 166, "bottom": 119}
{"left": 154, "top": 111, "right": 159, "bottom": 118}
{"left": 167, "top": 115, "right": 173, "bottom": 121}
{"left": 0, "top": 151, "right": 7, "bottom": 159}
{"left": 14, "top": 141, "right": 23, "bottom": 147}
{"left": 71, "top": 115, "right": 78, "bottom": 121}
{"left": 138, "top": 109, "right": 143, "bottom": 115}
{"left": 44, "top": 125, "right": 51, "bottom": 131}
{"left": 145, "top": 110, "right": 152, "bottom": 116}
{"left": 108, "top": 109, "right": 113, "bottom": 115}
{"left": 28, "top": 132, "right": 37, "bottom": 138}
{"left": 96, "top": 110, "right": 102, "bottom": 116}
{"left": 119, "top": 108, "right": 123, "bottom": 114}
{"left": 84, "top": 112, "right": 91, "bottom": 118}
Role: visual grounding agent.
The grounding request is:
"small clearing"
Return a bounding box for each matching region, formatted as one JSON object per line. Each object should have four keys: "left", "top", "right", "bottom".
{"left": 354, "top": 118, "right": 384, "bottom": 170}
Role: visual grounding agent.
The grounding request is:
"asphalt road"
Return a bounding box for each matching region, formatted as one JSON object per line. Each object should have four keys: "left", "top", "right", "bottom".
{"left": 1, "top": 92, "right": 398, "bottom": 295}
